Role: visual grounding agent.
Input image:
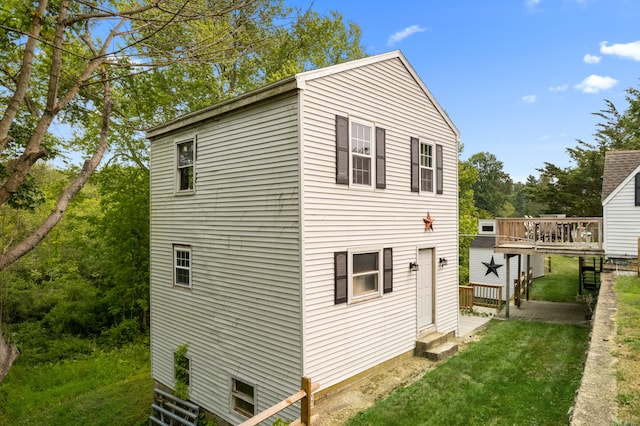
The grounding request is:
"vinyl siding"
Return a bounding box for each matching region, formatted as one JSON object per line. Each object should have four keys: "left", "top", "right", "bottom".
{"left": 299, "top": 57, "right": 459, "bottom": 389}
{"left": 469, "top": 249, "right": 545, "bottom": 300}
{"left": 603, "top": 173, "right": 640, "bottom": 258}
{"left": 149, "top": 94, "right": 302, "bottom": 424}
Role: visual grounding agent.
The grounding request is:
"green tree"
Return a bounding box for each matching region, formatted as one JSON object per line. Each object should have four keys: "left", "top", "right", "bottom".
{"left": 0, "top": 0, "right": 365, "bottom": 377}
{"left": 458, "top": 145, "right": 479, "bottom": 285}
{"left": 93, "top": 165, "right": 149, "bottom": 328}
{"left": 528, "top": 85, "right": 640, "bottom": 217}
{"left": 467, "top": 152, "right": 513, "bottom": 217}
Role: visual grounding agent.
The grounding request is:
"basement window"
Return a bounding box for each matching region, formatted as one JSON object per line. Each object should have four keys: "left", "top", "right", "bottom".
{"left": 232, "top": 378, "right": 255, "bottom": 418}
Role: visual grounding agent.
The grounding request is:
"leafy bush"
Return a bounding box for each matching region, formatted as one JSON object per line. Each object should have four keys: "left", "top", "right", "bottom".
{"left": 99, "top": 319, "right": 140, "bottom": 346}
{"left": 41, "top": 279, "right": 110, "bottom": 336}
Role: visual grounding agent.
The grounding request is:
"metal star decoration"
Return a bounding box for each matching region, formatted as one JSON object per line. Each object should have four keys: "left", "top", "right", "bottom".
{"left": 423, "top": 212, "right": 434, "bottom": 232}
{"left": 482, "top": 255, "right": 503, "bottom": 277}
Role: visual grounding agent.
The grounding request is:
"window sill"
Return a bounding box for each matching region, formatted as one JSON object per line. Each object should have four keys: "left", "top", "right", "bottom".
{"left": 348, "top": 293, "right": 383, "bottom": 305}
{"left": 174, "top": 190, "right": 195, "bottom": 196}
{"left": 173, "top": 285, "right": 192, "bottom": 291}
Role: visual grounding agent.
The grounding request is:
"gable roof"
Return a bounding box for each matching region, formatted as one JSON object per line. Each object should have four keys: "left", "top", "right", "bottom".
{"left": 147, "top": 50, "right": 459, "bottom": 139}
{"left": 601, "top": 150, "right": 640, "bottom": 203}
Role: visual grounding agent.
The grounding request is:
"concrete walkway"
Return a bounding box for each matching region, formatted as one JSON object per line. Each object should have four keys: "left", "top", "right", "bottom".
{"left": 495, "top": 300, "right": 591, "bottom": 325}
{"left": 459, "top": 306, "right": 495, "bottom": 337}
{"left": 459, "top": 298, "right": 591, "bottom": 339}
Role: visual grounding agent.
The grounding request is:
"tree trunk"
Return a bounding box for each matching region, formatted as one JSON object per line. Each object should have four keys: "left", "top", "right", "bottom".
{"left": 0, "top": 327, "right": 18, "bottom": 382}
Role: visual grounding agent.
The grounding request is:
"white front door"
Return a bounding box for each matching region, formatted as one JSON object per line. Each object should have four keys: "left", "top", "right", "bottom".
{"left": 417, "top": 248, "right": 434, "bottom": 329}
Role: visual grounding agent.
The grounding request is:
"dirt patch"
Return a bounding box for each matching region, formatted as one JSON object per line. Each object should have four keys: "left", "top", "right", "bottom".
{"left": 311, "top": 334, "right": 483, "bottom": 426}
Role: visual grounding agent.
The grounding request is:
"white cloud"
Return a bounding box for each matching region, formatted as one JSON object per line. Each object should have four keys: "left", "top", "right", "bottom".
{"left": 387, "top": 25, "right": 427, "bottom": 46}
{"left": 548, "top": 84, "right": 568, "bottom": 92}
{"left": 521, "top": 94, "right": 537, "bottom": 104}
{"left": 526, "top": 0, "right": 541, "bottom": 8}
{"left": 583, "top": 54, "right": 601, "bottom": 64}
{"left": 600, "top": 40, "right": 640, "bottom": 61}
{"left": 574, "top": 74, "right": 618, "bottom": 93}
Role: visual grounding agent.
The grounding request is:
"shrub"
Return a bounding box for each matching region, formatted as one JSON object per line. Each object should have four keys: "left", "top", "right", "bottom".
{"left": 99, "top": 319, "right": 140, "bottom": 346}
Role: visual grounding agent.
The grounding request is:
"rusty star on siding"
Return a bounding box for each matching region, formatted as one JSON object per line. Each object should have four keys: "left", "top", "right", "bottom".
{"left": 423, "top": 212, "right": 434, "bottom": 232}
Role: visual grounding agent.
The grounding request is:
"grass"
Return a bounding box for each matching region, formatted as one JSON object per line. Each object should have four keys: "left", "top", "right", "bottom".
{"left": 346, "top": 321, "right": 589, "bottom": 426}
{"left": 615, "top": 274, "right": 640, "bottom": 423}
{"left": 530, "top": 256, "right": 583, "bottom": 303}
{"left": 0, "top": 342, "right": 153, "bottom": 426}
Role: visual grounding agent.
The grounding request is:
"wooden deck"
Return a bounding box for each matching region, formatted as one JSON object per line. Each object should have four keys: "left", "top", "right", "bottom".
{"left": 494, "top": 217, "right": 604, "bottom": 256}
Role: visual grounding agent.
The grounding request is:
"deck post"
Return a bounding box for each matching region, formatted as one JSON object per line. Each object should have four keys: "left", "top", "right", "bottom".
{"left": 505, "top": 254, "right": 510, "bottom": 320}
{"left": 526, "top": 255, "right": 531, "bottom": 301}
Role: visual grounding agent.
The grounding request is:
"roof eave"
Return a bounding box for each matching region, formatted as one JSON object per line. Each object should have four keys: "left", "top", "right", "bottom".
{"left": 146, "top": 76, "right": 299, "bottom": 139}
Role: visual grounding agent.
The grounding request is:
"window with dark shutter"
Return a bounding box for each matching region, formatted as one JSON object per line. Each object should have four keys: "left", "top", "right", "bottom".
{"left": 376, "top": 127, "right": 386, "bottom": 189}
{"left": 436, "top": 144, "right": 443, "bottom": 195}
{"left": 383, "top": 248, "right": 393, "bottom": 294}
{"left": 635, "top": 173, "right": 640, "bottom": 206}
{"left": 334, "top": 251, "right": 348, "bottom": 304}
{"left": 410, "top": 137, "right": 419, "bottom": 192}
{"left": 335, "top": 115, "right": 349, "bottom": 185}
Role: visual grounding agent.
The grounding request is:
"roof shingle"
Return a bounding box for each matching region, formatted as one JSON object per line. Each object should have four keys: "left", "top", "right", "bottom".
{"left": 601, "top": 150, "right": 640, "bottom": 202}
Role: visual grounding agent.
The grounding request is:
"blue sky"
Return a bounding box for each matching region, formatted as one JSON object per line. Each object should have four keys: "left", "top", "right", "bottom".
{"left": 291, "top": 0, "right": 640, "bottom": 182}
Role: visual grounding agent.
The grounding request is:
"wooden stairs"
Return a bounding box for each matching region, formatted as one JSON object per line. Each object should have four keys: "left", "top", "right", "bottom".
{"left": 415, "top": 331, "right": 458, "bottom": 361}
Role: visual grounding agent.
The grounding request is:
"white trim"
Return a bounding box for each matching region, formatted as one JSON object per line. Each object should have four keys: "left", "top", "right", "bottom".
{"left": 297, "top": 88, "right": 307, "bottom": 376}
{"left": 174, "top": 136, "right": 196, "bottom": 195}
{"left": 418, "top": 139, "right": 435, "bottom": 193}
{"left": 603, "top": 163, "right": 640, "bottom": 206}
{"left": 347, "top": 247, "right": 383, "bottom": 303}
{"left": 348, "top": 117, "right": 376, "bottom": 189}
{"left": 173, "top": 244, "right": 192, "bottom": 288}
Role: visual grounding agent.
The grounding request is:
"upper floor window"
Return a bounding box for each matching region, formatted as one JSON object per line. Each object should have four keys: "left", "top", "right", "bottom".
{"left": 335, "top": 115, "right": 386, "bottom": 189}
{"left": 411, "top": 138, "right": 443, "bottom": 194}
{"left": 420, "top": 141, "right": 434, "bottom": 192}
{"left": 177, "top": 139, "right": 194, "bottom": 192}
{"left": 174, "top": 245, "right": 192, "bottom": 288}
{"left": 350, "top": 120, "right": 374, "bottom": 187}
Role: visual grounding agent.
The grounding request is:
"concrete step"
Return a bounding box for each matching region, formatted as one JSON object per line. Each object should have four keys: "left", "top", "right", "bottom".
{"left": 425, "top": 341, "right": 459, "bottom": 361}
{"left": 415, "top": 331, "right": 451, "bottom": 355}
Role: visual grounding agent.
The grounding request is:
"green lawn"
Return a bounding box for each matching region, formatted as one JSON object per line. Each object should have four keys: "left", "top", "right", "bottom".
{"left": 530, "top": 256, "right": 582, "bottom": 302}
{"left": 615, "top": 274, "right": 640, "bottom": 422}
{"left": 347, "top": 321, "right": 589, "bottom": 426}
{"left": 0, "top": 342, "right": 153, "bottom": 426}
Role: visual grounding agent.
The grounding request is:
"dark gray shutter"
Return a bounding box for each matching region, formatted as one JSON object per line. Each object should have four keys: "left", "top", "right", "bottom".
{"left": 635, "top": 173, "right": 640, "bottom": 206}
{"left": 436, "top": 144, "right": 443, "bottom": 195}
{"left": 336, "top": 115, "right": 349, "bottom": 185}
{"left": 383, "top": 248, "right": 393, "bottom": 294}
{"left": 410, "top": 137, "right": 419, "bottom": 192}
{"left": 376, "top": 127, "right": 386, "bottom": 189}
{"left": 334, "top": 251, "right": 348, "bottom": 304}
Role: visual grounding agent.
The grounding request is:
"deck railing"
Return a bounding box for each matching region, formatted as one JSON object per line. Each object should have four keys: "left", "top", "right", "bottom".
{"left": 495, "top": 217, "right": 603, "bottom": 253}
{"left": 469, "top": 283, "right": 503, "bottom": 310}
{"left": 459, "top": 286, "right": 474, "bottom": 310}
{"left": 239, "top": 377, "right": 318, "bottom": 426}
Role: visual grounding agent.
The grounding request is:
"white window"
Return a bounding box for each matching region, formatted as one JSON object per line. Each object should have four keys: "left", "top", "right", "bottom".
{"left": 173, "top": 245, "right": 192, "bottom": 288}
{"left": 350, "top": 119, "right": 375, "bottom": 187}
{"left": 350, "top": 249, "right": 382, "bottom": 300}
{"left": 420, "top": 141, "right": 434, "bottom": 192}
{"left": 176, "top": 139, "right": 194, "bottom": 192}
{"left": 232, "top": 378, "right": 255, "bottom": 418}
